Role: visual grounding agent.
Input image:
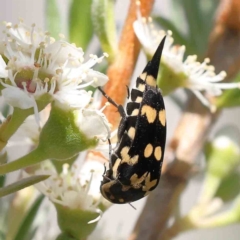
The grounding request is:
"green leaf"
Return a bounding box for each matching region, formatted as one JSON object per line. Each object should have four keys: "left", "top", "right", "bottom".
{"left": 0, "top": 231, "right": 5, "bottom": 240}
{"left": 216, "top": 88, "right": 240, "bottom": 109}
{"left": 46, "top": 0, "right": 61, "bottom": 39}
{"left": 215, "top": 74, "right": 240, "bottom": 109}
{"left": 179, "top": 0, "right": 203, "bottom": 54}
{"left": 91, "top": 0, "right": 117, "bottom": 62}
{"left": 1, "top": 104, "right": 10, "bottom": 119}
{"left": 215, "top": 172, "right": 240, "bottom": 202}
{"left": 0, "top": 200, "right": 8, "bottom": 238}
{"left": 199, "top": 0, "right": 219, "bottom": 39}
{"left": 173, "top": 0, "right": 218, "bottom": 57}
{"left": 0, "top": 175, "right": 49, "bottom": 198}
{"left": 69, "top": 0, "right": 93, "bottom": 50}
{"left": 13, "top": 195, "right": 45, "bottom": 240}
{"left": 0, "top": 151, "right": 8, "bottom": 165}
{"left": 0, "top": 175, "right": 5, "bottom": 188}
{"left": 0, "top": 152, "right": 7, "bottom": 187}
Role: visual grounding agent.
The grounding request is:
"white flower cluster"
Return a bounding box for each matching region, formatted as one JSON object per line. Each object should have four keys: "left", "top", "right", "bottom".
{"left": 0, "top": 20, "right": 109, "bottom": 124}
{"left": 133, "top": 2, "right": 239, "bottom": 111}
{"left": 0, "top": 21, "right": 113, "bottom": 217}
{"left": 25, "top": 159, "right": 110, "bottom": 223}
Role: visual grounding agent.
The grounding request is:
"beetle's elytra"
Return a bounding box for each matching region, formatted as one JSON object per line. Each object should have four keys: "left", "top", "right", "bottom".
{"left": 99, "top": 37, "right": 167, "bottom": 204}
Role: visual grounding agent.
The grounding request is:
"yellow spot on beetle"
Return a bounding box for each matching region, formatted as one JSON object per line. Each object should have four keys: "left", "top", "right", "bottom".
{"left": 131, "top": 109, "right": 139, "bottom": 116}
{"left": 154, "top": 146, "right": 162, "bottom": 161}
{"left": 120, "top": 146, "right": 130, "bottom": 158}
{"left": 140, "top": 72, "right": 147, "bottom": 80}
{"left": 130, "top": 172, "right": 147, "bottom": 186}
{"left": 121, "top": 146, "right": 139, "bottom": 165}
{"left": 121, "top": 155, "right": 139, "bottom": 165}
{"left": 130, "top": 155, "right": 139, "bottom": 165}
{"left": 141, "top": 105, "right": 157, "bottom": 123}
{"left": 130, "top": 173, "right": 138, "bottom": 183}
{"left": 140, "top": 72, "right": 156, "bottom": 86}
{"left": 122, "top": 185, "right": 131, "bottom": 191}
{"left": 138, "top": 83, "right": 145, "bottom": 92}
{"left": 128, "top": 127, "right": 136, "bottom": 139}
{"left": 146, "top": 75, "right": 156, "bottom": 87}
{"left": 144, "top": 143, "right": 153, "bottom": 158}
{"left": 142, "top": 173, "right": 158, "bottom": 191}
{"left": 159, "top": 110, "right": 166, "bottom": 126}
{"left": 144, "top": 191, "right": 150, "bottom": 197}
{"left": 112, "top": 158, "right": 121, "bottom": 178}
{"left": 135, "top": 96, "right": 143, "bottom": 103}
{"left": 119, "top": 198, "right": 124, "bottom": 203}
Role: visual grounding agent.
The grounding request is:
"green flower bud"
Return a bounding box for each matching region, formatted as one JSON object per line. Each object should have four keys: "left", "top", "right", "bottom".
{"left": 215, "top": 87, "right": 240, "bottom": 109}
{"left": 234, "top": 195, "right": 240, "bottom": 222}
{"left": 157, "top": 61, "right": 187, "bottom": 95}
{"left": 55, "top": 203, "right": 99, "bottom": 240}
{"left": 56, "top": 233, "right": 76, "bottom": 240}
{"left": 0, "top": 104, "right": 101, "bottom": 174}
{"left": 200, "top": 127, "right": 240, "bottom": 202}
{"left": 38, "top": 104, "right": 97, "bottom": 160}
{"left": 206, "top": 131, "right": 240, "bottom": 179}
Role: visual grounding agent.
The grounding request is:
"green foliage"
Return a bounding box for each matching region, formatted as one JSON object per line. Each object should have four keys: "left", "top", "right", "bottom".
{"left": 69, "top": 0, "right": 94, "bottom": 50}
{"left": 216, "top": 74, "right": 240, "bottom": 109}
{"left": 46, "top": 0, "right": 61, "bottom": 39}
{"left": 56, "top": 233, "right": 76, "bottom": 240}
{"left": 91, "top": 0, "right": 117, "bottom": 62}
{"left": 38, "top": 104, "right": 97, "bottom": 160}
{"left": 0, "top": 176, "right": 5, "bottom": 188}
{"left": 215, "top": 172, "right": 240, "bottom": 202}
{"left": 0, "top": 231, "right": 5, "bottom": 240}
{"left": 0, "top": 175, "right": 49, "bottom": 198}
{"left": 55, "top": 203, "right": 99, "bottom": 240}
{"left": 157, "top": 61, "right": 187, "bottom": 96}
{"left": 13, "top": 195, "right": 45, "bottom": 240}
{"left": 155, "top": 0, "right": 218, "bottom": 57}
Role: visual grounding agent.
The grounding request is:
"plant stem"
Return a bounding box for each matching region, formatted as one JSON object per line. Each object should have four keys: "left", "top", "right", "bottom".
{"left": 102, "top": 0, "right": 155, "bottom": 127}
{"left": 0, "top": 148, "right": 46, "bottom": 175}
{"left": 198, "top": 173, "right": 220, "bottom": 203}
{"left": 0, "top": 108, "right": 32, "bottom": 151}
{"left": 161, "top": 216, "right": 196, "bottom": 240}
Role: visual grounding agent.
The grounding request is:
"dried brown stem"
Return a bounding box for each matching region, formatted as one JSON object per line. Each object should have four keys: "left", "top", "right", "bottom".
{"left": 102, "top": 0, "right": 155, "bottom": 128}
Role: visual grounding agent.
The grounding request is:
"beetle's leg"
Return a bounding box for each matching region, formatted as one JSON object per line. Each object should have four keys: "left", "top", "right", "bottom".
{"left": 98, "top": 87, "right": 126, "bottom": 118}
{"left": 126, "top": 85, "right": 130, "bottom": 99}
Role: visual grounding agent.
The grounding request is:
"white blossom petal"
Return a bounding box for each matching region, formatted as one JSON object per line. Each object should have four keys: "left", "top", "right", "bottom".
{"left": 0, "top": 55, "right": 7, "bottom": 78}
{"left": 24, "top": 159, "right": 110, "bottom": 218}
{"left": 77, "top": 108, "right": 111, "bottom": 140}
{"left": 54, "top": 89, "right": 92, "bottom": 110}
{"left": 0, "top": 21, "right": 109, "bottom": 123}
{"left": 44, "top": 40, "right": 84, "bottom": 68}
{"left": 2, "top": 86, "right": 35, "bottom": 109}
{"left": 133, "top": 4, "right": 240, "bottom": 110}
{"left": 85, "top": 70, "right": 109, "bottom": 87}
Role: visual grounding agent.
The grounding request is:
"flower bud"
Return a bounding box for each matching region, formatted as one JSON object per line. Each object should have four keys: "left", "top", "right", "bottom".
{"left": 38, "top": 104, "right": 98, "bottom": 160}
{"left": 55, "top": 204, "right": 99, "bottom": 239}
{"left": 200, "top": 127, "right": 240, "bottom": 203}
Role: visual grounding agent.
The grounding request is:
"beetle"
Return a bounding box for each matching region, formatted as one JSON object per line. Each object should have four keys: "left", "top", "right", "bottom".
{"left": 99, "top": 36, "right": 167, "bottom": 204}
